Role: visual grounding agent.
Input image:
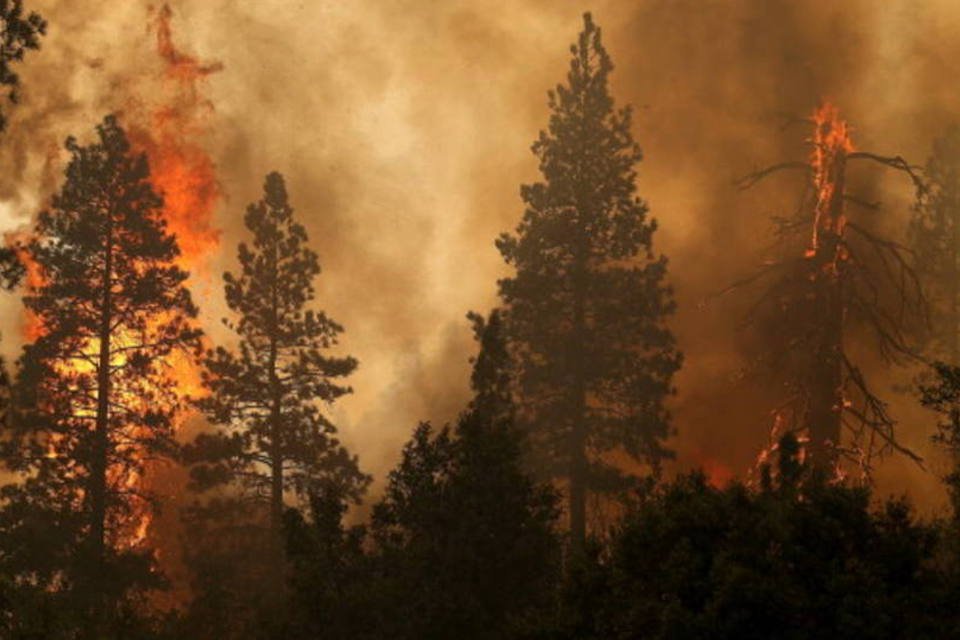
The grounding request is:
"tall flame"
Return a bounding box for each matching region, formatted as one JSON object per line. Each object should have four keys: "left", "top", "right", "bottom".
{"left": 124, "top": 4, "right": 222, "bottom": 547}
{"left": 131, "top": 3, "right": 222, "bottom": 274}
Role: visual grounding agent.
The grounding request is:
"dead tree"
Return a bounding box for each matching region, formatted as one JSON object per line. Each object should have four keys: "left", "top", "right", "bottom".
{"left": 734, "top": 103, "right": 925, "bottom": 476}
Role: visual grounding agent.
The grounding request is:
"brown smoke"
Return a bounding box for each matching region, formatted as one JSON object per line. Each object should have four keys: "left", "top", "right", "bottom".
{"left": 3, "top": 0, "right": 960, "bottom": 512}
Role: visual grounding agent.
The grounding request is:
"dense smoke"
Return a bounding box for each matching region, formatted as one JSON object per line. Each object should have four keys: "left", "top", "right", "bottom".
{"left": 2, "top": 0, "right": 960, "bottom": 509}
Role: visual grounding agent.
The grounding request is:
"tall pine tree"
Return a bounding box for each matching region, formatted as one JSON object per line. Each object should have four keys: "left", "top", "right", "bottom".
{"left": 188, "top": 172, "right": 366, "bottom": 539}
{"left": 1, "top": 115, "right": 201, "bottom": 632}
{"left": 495, "top": 13, "right": 681, "bottom": 549}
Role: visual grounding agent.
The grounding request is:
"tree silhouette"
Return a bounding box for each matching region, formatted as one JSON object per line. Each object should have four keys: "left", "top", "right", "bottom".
{"left": 495, "top": 13, "right": 681, "bottom": 550}
{"left": 554, "top": 467, "right": 947, "bottom": 640}
{"left": 918, "top": 362, "right": 960, "bottom": 517}
{"left": 187, "top": 172, "right": 366, "bottom": 542}
{"left": 282, "top": 485, "right": 371, "bottom": 640}
{"left": 735, "top": 104, "right": 925, "bottom": 473}
{"left": 909, "top": 125, "right": 960, "bottom": 363}
{"left": 0, "top": 0, "right": 46, "bottom": 131}
{"left": 0, "top": 115, "right": 201, "bottom": 634}
{"left": 370, "top": 310, "right": 560, "bottom": 639}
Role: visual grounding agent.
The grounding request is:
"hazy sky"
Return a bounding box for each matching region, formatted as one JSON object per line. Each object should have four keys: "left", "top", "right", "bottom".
{"left": 3, "top": 0, "right": 960, "bottom": 509}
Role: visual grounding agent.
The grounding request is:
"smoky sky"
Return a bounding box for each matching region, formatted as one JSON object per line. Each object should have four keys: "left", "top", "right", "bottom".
{"left": 2, "top": 0, "right": 960, "bottom": 509}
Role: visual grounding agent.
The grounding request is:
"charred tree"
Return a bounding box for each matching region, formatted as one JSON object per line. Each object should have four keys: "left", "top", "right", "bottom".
{"left": 736, "top": 104, "right": 925, "bottom": 474}
{"left": 188, "top": 172, "right": 366, "bottom": 548}
{"left": 0, "top": 0, "right": 46, "bottom": 132}
{"left": 1, "top": 115, "right": 201, "bottom": 631}
{"left": 495, "top": 13, "right": 681, "bottom": 552}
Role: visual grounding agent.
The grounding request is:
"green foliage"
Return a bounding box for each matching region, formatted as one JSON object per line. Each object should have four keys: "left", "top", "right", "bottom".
{"left": 187, "top": 172, "right": 366, "bottom": 524}
{"left": 495, "top": 13, "right": 681, "bottom": 537}
{"left": 0, "top": 0, "right": 46, "bottom": 131}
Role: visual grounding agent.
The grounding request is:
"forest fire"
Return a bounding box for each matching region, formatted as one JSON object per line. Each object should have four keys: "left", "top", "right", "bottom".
{"left": 120, "top": 4, "right": 222, "bottom": 545}
{"left": 5, "top": 5, "right": 220, "bottom": 548}
{"left": 5, "top": 3, "right": 960, "bottom": 637}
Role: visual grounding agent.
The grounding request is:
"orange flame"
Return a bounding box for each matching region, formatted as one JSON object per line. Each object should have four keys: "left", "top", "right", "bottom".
{"left": 129, "top": 3, "right": 222, "bottom": 274}
{"left": 807, "top": 102, "right": 854, "bottom": 260}
{"left": 123, "top": 4, "right": 222, "bottom": 547}
{"left": 4, "top": 230, "right": 45, "bottom": 341}
{"left": 7, "top": 5, "right": 222, "bottom": 549}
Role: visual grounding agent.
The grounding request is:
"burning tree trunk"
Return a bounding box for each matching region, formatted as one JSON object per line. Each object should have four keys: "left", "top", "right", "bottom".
{"left": 737, "top": 103, "right": 925, "bottom": 474}
{"left": 804, "top": 105, "right": 851, "bottom": 464}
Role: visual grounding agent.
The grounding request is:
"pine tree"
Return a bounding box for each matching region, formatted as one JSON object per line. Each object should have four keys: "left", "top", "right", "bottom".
{"left": 188, "top": 171, "right": 366, "bottom": 541}
{"left": 0, "top": 115, "right": 201, "bottom": 632}
{"left": 0, "top": 0, "right": 46, "bottom": 131}
{"left": 495, "top": 13, "right": 681, "bottom": 549}
{"left": 370, "top": 310, "right": 560, "bottom": 640}
{"left": 910, "top": 125, "right": 960, "bottom": 363}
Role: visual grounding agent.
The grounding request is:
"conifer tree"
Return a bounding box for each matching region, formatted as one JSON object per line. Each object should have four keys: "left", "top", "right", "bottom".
{"left": 910, "top": 125, "right": 960, "bottom": 363}
{"left": 188, "top": 172, "right": 366, "bottom": 539}
{"left": 371, "top": 310, "right": 560, "bottom": 639}
{"left": 1, "top": 115, "right": 201, "bottom": 632}
{"left": 495, "top": 13, "right": 681, "bottom": 549}
{"left": 0, "top": 0, "right": 46, "bottom": 131}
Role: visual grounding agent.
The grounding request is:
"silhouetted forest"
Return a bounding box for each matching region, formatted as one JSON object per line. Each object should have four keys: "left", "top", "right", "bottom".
{"left": 4, "top": 4, "right": 960, "bottom": 639}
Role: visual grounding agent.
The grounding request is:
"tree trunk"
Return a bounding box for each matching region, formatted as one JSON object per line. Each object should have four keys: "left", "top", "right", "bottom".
{"left": 569, "top": 224, "right": 588, "bottom": 554}
{"left": 266, "top": 214, "right": 286, "bottom": 598}
{"left": 269, "top": 347, "right": 283, "bottom": 537}
{"left": 950, "top": 192, "right": 959, "bottom": 364}
{"left": 569, "top": 382, "right": 587, "bottom": 554}
{"left": 806, "top": 152, "right": 847, "bottom": 468}
{"left": 88, "top": 208, "right": 114, "bottom": 634}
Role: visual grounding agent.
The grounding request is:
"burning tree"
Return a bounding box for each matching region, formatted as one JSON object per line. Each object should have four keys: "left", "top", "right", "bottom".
{"left": 187, "top": 172, "right": 366, "bottom": 541}
{"left": 909, "top": 125, "right": 960, "bottom": 364}
{"left": 0, "top": 0, "right": 46, "bottom": 132}
{"left": 495, "top": 13, "right": 682, "bottom": 551}
{"left": 736, "top": 103, "right": 925, "bottom": 474}
{"left": 0, "top": 115, "right": 201, "bottom": 631}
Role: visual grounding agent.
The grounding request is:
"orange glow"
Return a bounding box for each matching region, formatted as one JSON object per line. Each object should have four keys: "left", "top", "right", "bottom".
{"left": 8, "top": 4, "right": 221, "bottom": 549}
{"left": 4, "top": 231, "right": 45, "bottom": 341}
{"left": 123, "top": 3, "right": 222, "bottom": 546}
{"left": 129, "top": 3, "right": 222, "bottom": 273}
{"left": 807, "top": 102, "right": 854, "bottom": 261}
